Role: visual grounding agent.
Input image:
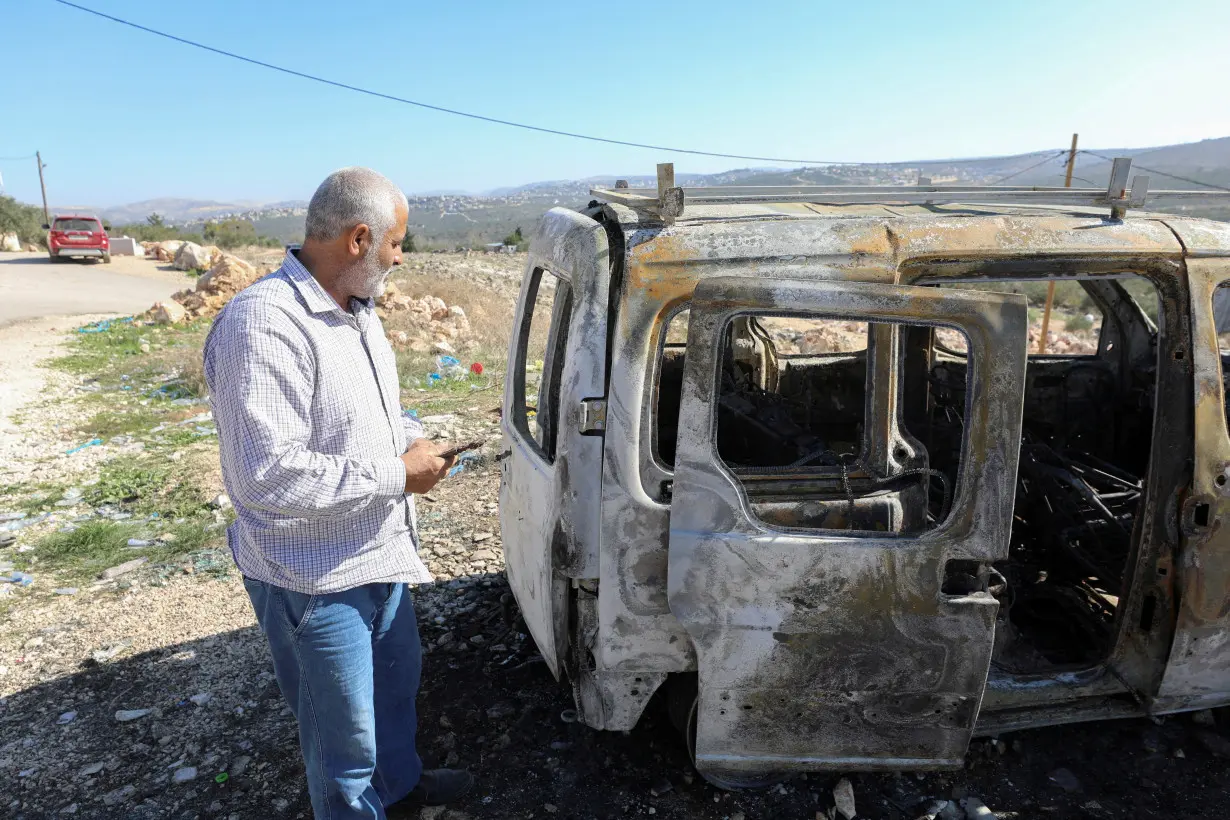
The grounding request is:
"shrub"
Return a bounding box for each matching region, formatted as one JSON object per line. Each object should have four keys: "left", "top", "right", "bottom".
{"left": 1064, "top": 313, "right": 1094, "bottom": 332}
{"left": 0, "top": 194, "right": 48, "bottom": 248}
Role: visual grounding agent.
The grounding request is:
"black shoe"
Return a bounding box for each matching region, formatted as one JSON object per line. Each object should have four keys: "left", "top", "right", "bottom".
{"left": 391, "top": 768, "right": 475, "bottom": 809}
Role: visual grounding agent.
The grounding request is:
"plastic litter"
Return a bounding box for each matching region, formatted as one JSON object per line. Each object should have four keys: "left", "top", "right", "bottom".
{"left": 214, "top": 772, "right": 229, "bottom": 784}
{"left": 114, "top": 708, "right": 151, "bottom": 722}
{"left": 0, "top": 512, "right": 27, "bottom": 522}
{"left": 65, "top": 438, "right": 103, "bottom": 455}
{"left": 1, "top": 572, "right": 33, "bottom": 586}
{"left": 77, "top": 317, "right": 133, "bottom": 334}
{"left": 57, "top": 711, "right": 77, "bottom": 725}
{"left": 470, "top": 362, "right": 484, "bottom": 375}
{"left": 435, "top": 355, "right": 465, "bottom": 380}
{"left": 172, "top": 766, "right": 197, "bottom": 783}
{"left": 1, "top": 513, "right": 47, "bottom": 532}
{"left": 54, "top": 587, "right": 78, "bottom": 596}
{"left": 446, "top": 452, "right": 480, "bottom": 479}
{"left": 126, "top": 539, "right": 151, "bottom": 548}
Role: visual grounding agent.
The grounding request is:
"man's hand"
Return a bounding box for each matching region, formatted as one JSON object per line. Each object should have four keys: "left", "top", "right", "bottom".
{"left": 401, "top": 439, "right": 455, "bottom": 494}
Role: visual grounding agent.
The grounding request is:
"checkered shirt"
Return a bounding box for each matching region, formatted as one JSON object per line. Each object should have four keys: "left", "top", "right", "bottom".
{"left": 203, "top": 250, "right": 432, "bottom": 594}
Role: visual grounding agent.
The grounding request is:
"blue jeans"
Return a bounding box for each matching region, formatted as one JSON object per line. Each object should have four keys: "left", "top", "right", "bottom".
{"left": 243, "top": 578, "right": 424, "bottom": 819}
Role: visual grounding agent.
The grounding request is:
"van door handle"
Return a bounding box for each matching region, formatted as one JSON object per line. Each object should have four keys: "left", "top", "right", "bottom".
{"left": 496, "top": 449, "right": 512, "bottom": 463}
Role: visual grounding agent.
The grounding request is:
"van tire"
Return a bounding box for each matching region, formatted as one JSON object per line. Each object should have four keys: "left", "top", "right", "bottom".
{"left": 667, "top": 673, "right": 787, "bottom": 791}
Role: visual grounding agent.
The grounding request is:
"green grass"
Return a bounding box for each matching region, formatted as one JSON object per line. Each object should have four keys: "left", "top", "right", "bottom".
{"left": 82, "top": 456, "right": 212, "bottom": 519}
{"left": 78, "top": 405, "right": 166, "bottom": 439}
{"left": 19, "top": 519, "right": 214, "bottom": 581}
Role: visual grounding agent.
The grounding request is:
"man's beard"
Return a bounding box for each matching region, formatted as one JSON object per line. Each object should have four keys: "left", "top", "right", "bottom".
{"left": 341, "top": 243, "right": 393, "bottom": 301}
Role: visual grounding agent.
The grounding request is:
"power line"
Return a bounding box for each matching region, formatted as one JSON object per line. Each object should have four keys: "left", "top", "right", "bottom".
{"left": 986, "top": 151, "right": 1068, "bottom": 185}
{"left": 0, "top": 154, "right": 37, "bottom": 162}
{"left": 51, "top": 0, "right": 1056, "bottom": 170}
{"left": 1079, "top": 149, "right": 1230, "bottom": 192}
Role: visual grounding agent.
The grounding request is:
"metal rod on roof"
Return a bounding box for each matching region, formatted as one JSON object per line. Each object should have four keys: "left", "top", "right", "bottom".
{"left": 1038, "top": 133, "right": 1079, "bottom": 354}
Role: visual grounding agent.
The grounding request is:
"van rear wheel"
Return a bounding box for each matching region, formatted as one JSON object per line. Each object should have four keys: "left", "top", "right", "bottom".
{"left": 666, "top": 674, "right": 787, "bottom": 791}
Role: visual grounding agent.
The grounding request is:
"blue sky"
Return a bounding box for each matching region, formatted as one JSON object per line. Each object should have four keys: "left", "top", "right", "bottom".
{"left": 3, "top": 0, "right": 1229, "bottom": 207}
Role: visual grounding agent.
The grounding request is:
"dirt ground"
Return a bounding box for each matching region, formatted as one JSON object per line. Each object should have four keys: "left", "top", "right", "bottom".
{"left": 2, "top": 255, "right": 1230, "bottom": 819}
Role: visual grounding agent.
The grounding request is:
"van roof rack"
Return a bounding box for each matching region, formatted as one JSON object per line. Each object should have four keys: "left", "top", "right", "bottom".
{"left": 590, "top": 160, "right": 1230, "bottom": 224}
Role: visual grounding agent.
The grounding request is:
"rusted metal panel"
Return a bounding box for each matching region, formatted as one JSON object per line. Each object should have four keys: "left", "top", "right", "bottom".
{"left": 499, "top": 208, "right": 609, "bottom": 679}
{"left": 666, "top": 278, "right": 1028, "bottom": 773}
{"left": 1155, "top": 256, "right": 1230, "bottom": 710}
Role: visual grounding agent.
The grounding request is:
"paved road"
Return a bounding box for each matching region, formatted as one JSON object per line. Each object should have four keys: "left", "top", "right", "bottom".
{"left": 0, "top": 251, "right": 186, "bottom": 328}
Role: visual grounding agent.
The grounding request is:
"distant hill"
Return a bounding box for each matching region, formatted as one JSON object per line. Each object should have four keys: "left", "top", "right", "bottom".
{"left": 61, "top": 135, "right": 1230, "bottom": 247}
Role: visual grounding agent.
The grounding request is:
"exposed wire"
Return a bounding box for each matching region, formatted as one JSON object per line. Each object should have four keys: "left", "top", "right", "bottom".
{"left": 1079, "top": 149, "right": 1230, "bottom": 192}
{"left": 985, "top": 151, "right": 1069, "bottom": 185}
{"left": 51, "top": 0, "right": 1058, "bottom": 170}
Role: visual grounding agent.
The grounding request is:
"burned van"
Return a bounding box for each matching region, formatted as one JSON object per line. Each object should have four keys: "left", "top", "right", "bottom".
{"left": 498, "top": 162, "right": 1230, "bottom": 786}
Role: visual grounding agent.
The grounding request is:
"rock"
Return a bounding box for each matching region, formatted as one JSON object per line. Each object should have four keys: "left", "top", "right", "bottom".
{"left": 960, "top": 797, "right": 998, "bottom": 819}
{"left": 173, "top": 766, "right": 197, "bottom": 783}
{"left": 833, "top": 777, "right": 856, "bottom": 820}
{"left": 390, "top": 330, "right": 409, "bottom": 345}
{"left": 57, "top": 710, "right": 77, "bottom": 725}
{"left": 916, "top": 800, "right": 951, "bottom": 820}
{"left": 79, "top": 761, "right": 105, "bottom": 777}
{"left": 173, "top": 242, "right": 213, "bottom": 271}
{"left": 24, "top": 243, "right": 39, "bottom": 253}
{"left": 543, "top": 805, "right": 557, "bottom": 815}
{"left": 1191, "top": 709, "right": 1217, "bottom": 726}
{"left": 472, "top": 532, "right": 493, "bottom": 543}
{"left": 115, "top": 708, "right": 152, "bottom": 722}
{"left": 0, "top": 232, "right": 21, "bottom": 252}
{"left": 102, "top": 784, "right": 135, "bottom": 806}
{"left": 189, "top": 692, "right": 212, "bottom": 707}
{"left": 1193, "top": 729, "right": 1230, "bottom": 758}
{"left": 272, "top": 797, "right": 290, "bottom": 811}
{"left": 649, "top": 777, "right": 673, "bottom": 797}
{"left": 151, "top": 300, "right": 187, "bottom": 325}
{"left": 210, "top": 493, "right": 232, "bottom": 510}
{"left": 151, "top": 240, "right": 185, "bottom": 261}
{"left": 1047, "top": 767, "right": 1081, "bottom": 793}
{"left": 433, "top": 340, "right": 456, "bottom": 355}
{"left": 230, "top": 755, "right": 251, "bottom": 777}
{"left": 101, "top": 557, "right": 147, "bottom": 579}
{"left": 175, "top": 253, "right": 260, "bottom": 318}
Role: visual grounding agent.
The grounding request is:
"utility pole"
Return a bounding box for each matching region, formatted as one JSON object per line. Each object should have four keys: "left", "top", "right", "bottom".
{"left": 36, "top": 151, "right": 50, "bottom": 225}
{"left": 1037, "top": 133, "right": 1079, "bottom": 354}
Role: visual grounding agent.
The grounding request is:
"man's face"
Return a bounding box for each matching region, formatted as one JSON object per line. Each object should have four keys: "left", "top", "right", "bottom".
{"left": 343, "top": 203, "right": 409, "bottom": 300}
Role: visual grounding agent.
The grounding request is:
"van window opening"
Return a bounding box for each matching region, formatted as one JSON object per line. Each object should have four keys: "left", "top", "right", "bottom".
{"left": 513, "top": 268, "right": 572, "bottom": 461}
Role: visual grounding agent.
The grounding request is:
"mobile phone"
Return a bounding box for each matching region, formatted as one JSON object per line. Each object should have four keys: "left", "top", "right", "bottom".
{"left": 437, "top": 439, "right": 485, "bottom": 460}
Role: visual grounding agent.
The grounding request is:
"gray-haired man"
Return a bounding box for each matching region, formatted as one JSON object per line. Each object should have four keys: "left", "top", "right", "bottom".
{"left": 205, "top": 167, "right": 473, "bottom": 818}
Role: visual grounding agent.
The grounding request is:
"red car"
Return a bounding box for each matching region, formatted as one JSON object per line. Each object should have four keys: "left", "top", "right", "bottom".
{"left": 43, "top": 214, "right": 111, "bottom": 263}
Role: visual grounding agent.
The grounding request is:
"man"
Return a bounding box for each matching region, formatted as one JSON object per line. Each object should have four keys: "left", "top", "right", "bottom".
{"left": 204, "top": 167, "right": 474, "bottom": 818}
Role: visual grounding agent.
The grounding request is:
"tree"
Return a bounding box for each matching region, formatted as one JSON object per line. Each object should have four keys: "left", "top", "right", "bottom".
{"left": 146, "top": 212, "right": 165, "bottom": 227}
{"left": 503, "top": 226, "right": 524, "bottom": 248}
{"left": 204, "top": 218, "right": 258, "bottom": 249}
{"left": 401, "top": 232, "right": 417, "bottom": 253}
{"left": 0, "top": 195, "right": 49, "bottom": 248}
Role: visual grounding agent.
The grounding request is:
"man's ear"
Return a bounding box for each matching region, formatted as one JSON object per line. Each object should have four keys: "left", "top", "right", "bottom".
{"left": 347, "top": 223, "right": 372, "bottom": 257}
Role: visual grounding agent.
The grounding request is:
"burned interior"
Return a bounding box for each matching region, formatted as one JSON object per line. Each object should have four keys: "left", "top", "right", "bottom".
{"left": 654, "top": 274, "right": 1162, "bottom": 676}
